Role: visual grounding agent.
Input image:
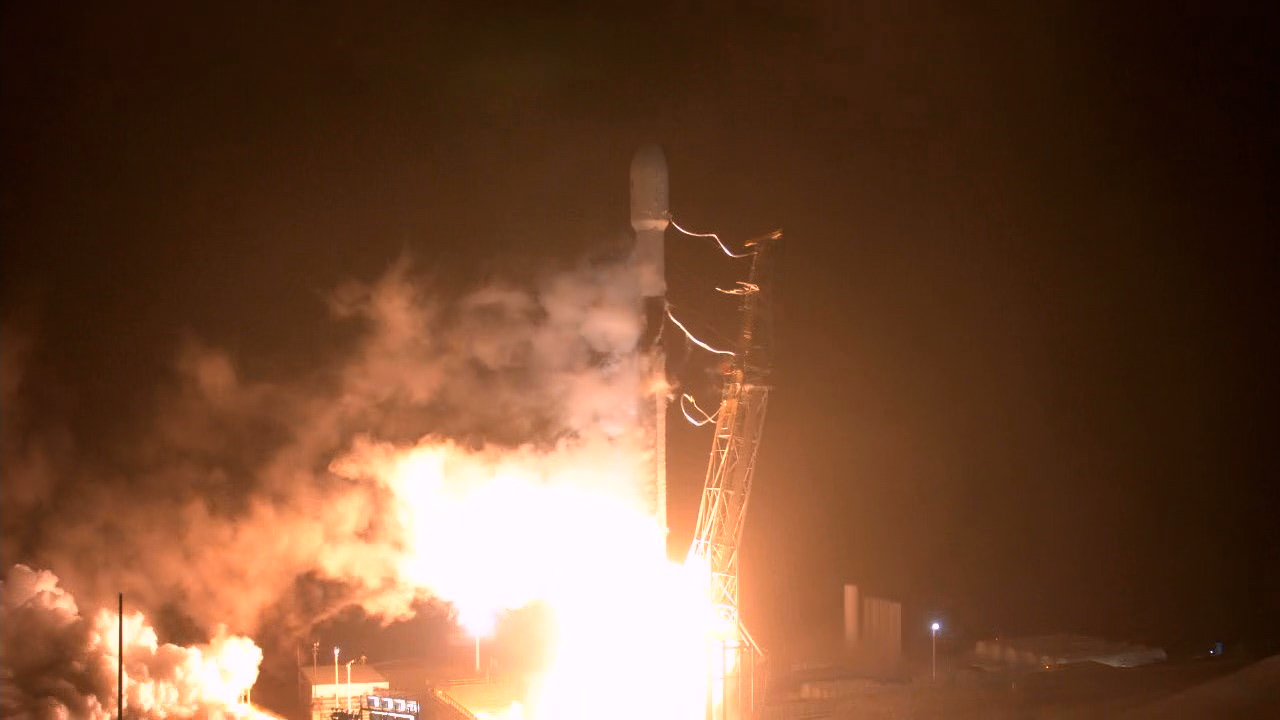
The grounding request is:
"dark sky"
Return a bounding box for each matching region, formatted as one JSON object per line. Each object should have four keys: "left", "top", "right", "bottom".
{"left": 2, "top": 1, "right": 1276, "bottom": 655}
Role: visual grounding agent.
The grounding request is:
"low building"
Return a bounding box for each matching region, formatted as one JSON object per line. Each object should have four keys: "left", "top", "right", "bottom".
{"left": 363, "top": 690, "right": 427, "bottom": 720}
{"left": 973, "top": 634, "right": 1166, "bottom": 670}
{"left": 841, "top": 583, "right": 904, "bottom": 677}
{"left": 300, "top": 664, "right": 390, "bottom": 720}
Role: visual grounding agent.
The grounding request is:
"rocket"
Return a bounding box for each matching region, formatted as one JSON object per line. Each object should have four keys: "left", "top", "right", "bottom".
{"left": 630, "top": 145, "right": 670, "bottom": 539}
{"left": 631, "top": 144, "right": 669, "bottom": 300}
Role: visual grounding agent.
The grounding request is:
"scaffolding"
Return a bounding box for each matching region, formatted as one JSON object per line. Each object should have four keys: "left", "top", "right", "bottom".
{"left": 687, "top": 230, "right": 780, "bottom": 720}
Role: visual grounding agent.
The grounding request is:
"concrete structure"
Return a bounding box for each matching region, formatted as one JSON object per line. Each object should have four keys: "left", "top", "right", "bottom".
{"left": 300, "top": 665, "right": 389, "bottom": 720}
{"left": 860, "top": 595, "right": 903, "bottom": 668}
{"left": 842, "top": 584, "right": 859, "bottom": 649}
{"left": 840, "top": 584, "right": 903, "bottom": 674}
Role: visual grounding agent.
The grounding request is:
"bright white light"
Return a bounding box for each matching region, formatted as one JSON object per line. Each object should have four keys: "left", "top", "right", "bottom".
{"left": 930, "top": 622, "right": 941, "bottom": 633}
{"left": 458, "top": 607, "right": 496, "bottom": 638}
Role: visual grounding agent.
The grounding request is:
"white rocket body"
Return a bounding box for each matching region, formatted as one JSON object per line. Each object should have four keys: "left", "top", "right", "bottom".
{"left": 631, "top": 145, "right": 669, "bottom": 297}
{"left": 630, "top": 145, "right": 670, "bottom": 541}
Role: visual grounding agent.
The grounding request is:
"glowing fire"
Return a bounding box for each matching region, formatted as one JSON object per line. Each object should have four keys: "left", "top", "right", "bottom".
{"left": 2, "top": 253, "right": 741, "bottom": 719}
{"left": 333, "top": 435, "right": 723, "bottom": 720}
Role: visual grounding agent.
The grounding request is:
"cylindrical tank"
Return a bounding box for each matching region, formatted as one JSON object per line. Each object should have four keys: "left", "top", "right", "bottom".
{"left": 630, "top": 144, "right": 669, "bottom": 234}
{"left": 630, "top": 144, "right": 669, "bottom": 537}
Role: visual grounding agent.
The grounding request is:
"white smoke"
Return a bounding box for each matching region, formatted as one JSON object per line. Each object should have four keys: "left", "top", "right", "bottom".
{"left": 0, "top": 564, "right": 269, "bottom": 720}
{"left": 1, "top": 252, "right": 652, "bottom": 636}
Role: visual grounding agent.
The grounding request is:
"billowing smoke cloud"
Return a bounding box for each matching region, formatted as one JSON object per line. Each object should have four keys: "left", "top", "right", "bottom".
{"left": 0, "top": 564, "right": 269, "bottom": 720}
{"left": 1, "top": 253, "right": 650, "bottom": 642}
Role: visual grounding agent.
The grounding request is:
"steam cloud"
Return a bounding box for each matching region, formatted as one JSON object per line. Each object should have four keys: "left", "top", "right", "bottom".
{"left": 1, "top": 254, "right": 656, "bottom": 714}
{"left": 0, "top": 564, "right": 265, "bottom": 720}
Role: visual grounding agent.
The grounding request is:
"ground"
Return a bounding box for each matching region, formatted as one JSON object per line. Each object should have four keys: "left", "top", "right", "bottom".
{"left": 762, "top": 655, "right": 1280, "bottom": 720}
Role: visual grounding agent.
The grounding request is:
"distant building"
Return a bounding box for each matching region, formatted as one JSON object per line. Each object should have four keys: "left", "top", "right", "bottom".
{"left": 300, "top": 665, "right": 390, "bottom": 720}
{"left": 842, "top": 583, "right": 903, "bottom": 675}
{"left": 973, "top": 634, "right": 1166, "bottom": 670}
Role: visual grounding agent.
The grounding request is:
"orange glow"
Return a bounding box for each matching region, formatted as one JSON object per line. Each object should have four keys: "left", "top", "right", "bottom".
{"left": 337, "top": 435, "right": 726, "bottom": 720}
{"left": 102, "top": 607, "right": 272, "bottom": 719}
{"left": 474, "top": 702, "right": 525, "bottom": 720}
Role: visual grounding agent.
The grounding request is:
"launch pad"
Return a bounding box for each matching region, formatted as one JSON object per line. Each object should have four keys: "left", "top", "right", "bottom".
{"left": 298, "top": 146, "right": 780, "bottom": 720}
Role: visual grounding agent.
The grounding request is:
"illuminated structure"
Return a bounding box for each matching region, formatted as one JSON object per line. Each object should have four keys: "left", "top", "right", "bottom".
{"left": 300, "top": 665, "right": 389, "bottom": 720}
{"left": 687, "top": 229, "right": 780, "bottom": 720}
{"left": 364, "top": 692, "right": 423, "bottom": 720}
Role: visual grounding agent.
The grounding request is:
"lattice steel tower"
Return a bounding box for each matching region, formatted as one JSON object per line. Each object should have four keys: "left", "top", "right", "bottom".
{"left": 687, "top": 229, "right": 779, "bottom": 720}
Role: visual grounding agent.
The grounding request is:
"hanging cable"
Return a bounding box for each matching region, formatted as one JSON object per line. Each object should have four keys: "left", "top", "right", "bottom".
{"left": 666, "top": 305, "right": 735, "bottom": 356}
{"left": 668, "top": 215, "right": 754, "bottom": 258}
{"left": 680, "top": 393, "right": 720, "bottom": 427}
{"left": 716, "top": 281, "right": 759, "bottom": 295}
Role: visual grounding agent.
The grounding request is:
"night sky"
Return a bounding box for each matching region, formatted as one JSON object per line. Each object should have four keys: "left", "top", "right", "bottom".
{"left": 3, "top": 1, "right": 1276, "bottom": 660}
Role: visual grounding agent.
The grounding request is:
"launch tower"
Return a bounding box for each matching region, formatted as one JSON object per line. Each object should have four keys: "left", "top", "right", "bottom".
{"left": 688, "top": 230, "right": 777, "bottom": 720}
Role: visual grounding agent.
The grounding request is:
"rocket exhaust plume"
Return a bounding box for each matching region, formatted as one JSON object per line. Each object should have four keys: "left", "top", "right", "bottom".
{"left": 1, "top": 148, "right": 738, "bottom": 720}
{"left": 2, "top": 257, "right": 710, "bottom": 720}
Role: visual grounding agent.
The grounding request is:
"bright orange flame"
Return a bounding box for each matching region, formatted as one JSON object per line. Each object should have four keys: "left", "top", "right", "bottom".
{"left": 351, "top": 436, "right": 723, "bottom": 720}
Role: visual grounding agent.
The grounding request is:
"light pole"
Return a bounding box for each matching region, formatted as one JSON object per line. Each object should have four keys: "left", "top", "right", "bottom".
{"left": 930, "top": 622, "right": 941, "bottom": 681}
{"left": 459, "top": 610, "right": 493, "bottom": 679}
{"left": 345, "top": 659, "right": 354, "bottom": 712}
{"left": 333, "top": 647, "right": 340, "bottom": 705}
{"left": 311, "top": 643, "right": 318, "bottom": 700}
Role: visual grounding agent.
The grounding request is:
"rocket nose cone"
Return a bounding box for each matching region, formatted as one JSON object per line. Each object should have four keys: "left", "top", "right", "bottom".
{"left": 631, "top": 144, "right": 669, "bottom": 232}
{"left": 631, "top": 144, "right": 668, "bottom": 178}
